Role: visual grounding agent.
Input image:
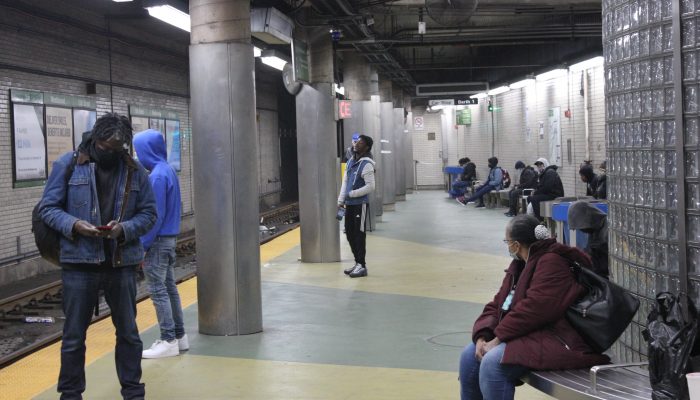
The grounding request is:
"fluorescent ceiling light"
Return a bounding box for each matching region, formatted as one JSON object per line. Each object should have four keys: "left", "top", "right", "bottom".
{"left": 335, "top": 84, "right": 345, "bottom": 95}
{"left": 430, "top": 105, "right": 447, "bottom": 111}
{"left": 488, "top": 86, "right": 510, "bottom": 96}
{"left": 569, "top": 56, "right": 604, "bottom": 71}
{"left": 509, "top": 79, "right": 535, "bottom": 89}
{"left": 254, "top": 46, "right": 262, "bottom": 57}
{"left": 146, "top": 5, "right": 190, "bottom": 32}
{"left": 260, "top": 50, "right": 289, "bottom": 71}
{"left": 113, "top": 0, "right": 133, "bottom": 2}
{"left": 470, "top": 92, "right": 488, "bottom": 99}
{"left": 536, "top": 68, "right": 567, "bottom": 81}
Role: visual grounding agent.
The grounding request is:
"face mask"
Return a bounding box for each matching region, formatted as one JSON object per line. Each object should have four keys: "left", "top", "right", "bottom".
{"left": 508, "top": 242, "right": 520, "bottom": 260}
{"left": 90, "top": 142, "right": 122, "bottom": 169}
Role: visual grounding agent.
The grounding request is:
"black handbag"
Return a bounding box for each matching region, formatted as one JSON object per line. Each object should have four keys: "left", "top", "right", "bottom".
{"left": 565, "top": 261, "right": 640, "bottom": 352}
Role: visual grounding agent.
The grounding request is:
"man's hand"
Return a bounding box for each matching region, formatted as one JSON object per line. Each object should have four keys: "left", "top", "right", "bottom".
{"left": 73, "top": 220, "right": 102, "bottom": 238}
{"left": 105, "top": 220, "right": 124, "bottom": 240}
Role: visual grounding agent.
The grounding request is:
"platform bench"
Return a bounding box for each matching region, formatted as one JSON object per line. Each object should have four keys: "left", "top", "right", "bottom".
{"left": 522, "top": 362, "right": 652, "bottom": 400}
{"left": 485, "top": 190, "right": 511, "bottom": 208}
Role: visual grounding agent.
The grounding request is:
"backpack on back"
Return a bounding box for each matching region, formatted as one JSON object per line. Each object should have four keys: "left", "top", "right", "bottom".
{"left": 32, "top": 153, "right": 77, "bottom": 266}
{"left": 501, "top": 168, "right": 511, "bottom": 189}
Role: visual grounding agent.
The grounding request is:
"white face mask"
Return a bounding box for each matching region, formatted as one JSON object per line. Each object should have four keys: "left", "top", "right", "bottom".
{"left": 508, "top": 242, "right": 520, "bottom": 260}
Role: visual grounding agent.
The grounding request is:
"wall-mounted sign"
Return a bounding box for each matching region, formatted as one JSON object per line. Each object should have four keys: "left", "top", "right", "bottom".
{"left": 338, "top": 100, "right": 352, "bottom": 119}
{"left": 428, "top": 97, "right": 479, "bottom": 107}
{"left": 292, "top": 39, "right": 310, "bottom": 83}
{"left": 456, "top": 108, "right": 472, "bottom": 125}
{"left": 428, "top": 99, "right": 454, "bottom": 107}
{"left": 455, "top": 98, "right": 479, "bottom": 105}
{"left": 414, "top": 116, "right": 424, "bottom": 130}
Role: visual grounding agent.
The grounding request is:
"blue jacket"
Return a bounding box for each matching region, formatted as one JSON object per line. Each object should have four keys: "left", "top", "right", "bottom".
{"left": 133, "top": 129, "right": 181, "bottom": 251}
{"left": 339, "top": 156, "right": 376, "bottom": 206}
{"left": 487, "top": 167, "right": 504, "bottom": 189}
{"left": 39, "top": 151, "right": 157, "bottom": 266}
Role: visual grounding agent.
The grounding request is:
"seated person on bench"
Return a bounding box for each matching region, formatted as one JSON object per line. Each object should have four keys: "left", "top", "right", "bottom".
{"left": 567, "top": 201, "right": 609, "bottom": 279}
{"left": 459, "top": 215, "right": 609, "bottom": 400}
{"left": 456, "top": 157, "right": 502, "bottom": 208}
{"left": 504, "top": 161, "right": 538, "bottom": 218}
{"left": 529, "top": 157, "right": 564, "bottom": 221}
{"left": 449, "top": 157, "right": 476, "bottom": 198}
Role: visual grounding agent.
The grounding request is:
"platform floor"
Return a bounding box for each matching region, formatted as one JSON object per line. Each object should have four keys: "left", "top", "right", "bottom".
{"left": 1, "top": 190, "right": 554, "bottom": 399}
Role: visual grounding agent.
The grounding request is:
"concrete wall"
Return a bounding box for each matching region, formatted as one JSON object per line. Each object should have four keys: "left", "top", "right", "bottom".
{"left": 411, "top": 65, "right": 606, "bottom": 195}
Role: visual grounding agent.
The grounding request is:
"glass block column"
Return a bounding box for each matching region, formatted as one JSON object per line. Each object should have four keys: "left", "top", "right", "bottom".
{"left": 604, "top": 0, "right": 700, "bottom": 362}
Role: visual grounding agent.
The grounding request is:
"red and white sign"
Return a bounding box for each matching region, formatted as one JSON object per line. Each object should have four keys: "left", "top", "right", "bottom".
{"left": 338, "top": 100, "right": 352, "bottom": 119}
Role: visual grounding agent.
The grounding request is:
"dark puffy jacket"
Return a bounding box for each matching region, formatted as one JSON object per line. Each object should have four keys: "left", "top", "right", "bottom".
{"left": 594, "top": 174, "right": 607, "bottom": 199}
{"left": 472, "top": 239, "right": 610, "bottom": 370}
{"left": 536, "top": 165, "right": 564, "bottom": 197}
{"left": 517, "top": 166, "right": 538, "bottom": 190}
{"left": 461, "top": 162, "right": 476, "bottom": 182}
{"left": 567, "top": 201, "right": 609, "bottom": 278}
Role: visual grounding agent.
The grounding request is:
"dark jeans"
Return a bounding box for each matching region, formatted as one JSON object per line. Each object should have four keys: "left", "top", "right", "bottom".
{"left": 449, "top": 180, "right": 472, "bottom": 198}
{"left": 529, "top": 193, "right": 557, "bottom": 221}
{"left": 466, "top": 184, "right": 496, "bottom": 205}
{"left": 508, "top": 188, "right": 523, "bottom": 214}
{"left": 59, "top": 266, "right": 144, "bottom": 400}
{"left": 344, "top": 203, "right": 369, "bottom": 266}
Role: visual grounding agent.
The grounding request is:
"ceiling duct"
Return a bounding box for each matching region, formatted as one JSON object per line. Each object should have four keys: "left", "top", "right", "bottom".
{"left": 425, "top": 0, "right": 479, "bottom": 26}
{"left": 416, "top": 82, "right": 489, "bottom": 96}
{"left": 251, "top": 7, "right": 294, "bottom": 44}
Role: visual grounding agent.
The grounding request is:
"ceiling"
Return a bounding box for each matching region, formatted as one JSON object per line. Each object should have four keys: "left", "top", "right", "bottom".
{"left": 2, "top": 0, "right": 603, "bottom": 94}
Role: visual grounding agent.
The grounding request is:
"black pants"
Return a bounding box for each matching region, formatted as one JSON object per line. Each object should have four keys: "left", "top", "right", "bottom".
{"left": 508, "top": 188, "right": 523, "bottom": 214}
{"left": 529, "top": 194, "right": 557, "bottom": 221}
{"left": 344, "top": 203, "right": 369, "bottom": 266}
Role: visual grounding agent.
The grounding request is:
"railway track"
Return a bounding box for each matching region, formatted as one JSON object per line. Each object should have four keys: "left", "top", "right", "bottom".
{"left": 0, "top": 203, "right": 299, "bottom": 367}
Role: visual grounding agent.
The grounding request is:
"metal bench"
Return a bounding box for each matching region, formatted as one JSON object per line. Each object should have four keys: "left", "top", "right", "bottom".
{"left": 522, "top": 362, "right": 652, "bottom": 400}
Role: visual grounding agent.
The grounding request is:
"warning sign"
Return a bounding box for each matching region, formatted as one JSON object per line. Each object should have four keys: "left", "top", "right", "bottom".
{"left": 414, "top": 116, "right": 424, "bottom": 130}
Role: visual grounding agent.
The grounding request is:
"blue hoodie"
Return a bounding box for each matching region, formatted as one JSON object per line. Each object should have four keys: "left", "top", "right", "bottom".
{"left": 133, "top": 129, "right": 181, "bottom": 251}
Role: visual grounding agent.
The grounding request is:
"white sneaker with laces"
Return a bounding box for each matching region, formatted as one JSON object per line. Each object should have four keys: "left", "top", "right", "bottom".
{"left": 142, "top": 339, "right": 179, "bottom": 359}
{"left": 178, "top": 334, "right": 189, "bottom": 351}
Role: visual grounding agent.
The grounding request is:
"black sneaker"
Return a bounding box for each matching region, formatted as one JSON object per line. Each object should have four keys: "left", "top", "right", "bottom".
{"left": 344, "top": 263, "right": 360, "bottom": 275}
{"left": 349, "top": 265, "right": 367, "bottom": 278}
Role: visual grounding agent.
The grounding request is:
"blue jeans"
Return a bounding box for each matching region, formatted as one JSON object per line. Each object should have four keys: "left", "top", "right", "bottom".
{"left": 450, "top": 180, "right": 471, "bottom": 198}
{"left": 466, "top": 184, "right": 496, "bottom": 205}
{"left": 59, "top": 266, "right": 144, "bottom": 400}
{"left": 144, "top": 236, "right": 184, "bottom": 341}
{"left": 459, "top": 342, "right": 528, "bottom": 400}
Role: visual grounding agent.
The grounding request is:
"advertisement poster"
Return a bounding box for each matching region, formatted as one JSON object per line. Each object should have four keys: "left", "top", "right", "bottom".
{"left": 149, "top": 118, "right": 165, "bottom": 135}
{"left": 72, "top": 109, "right": 96, "bottom": 149}
{"left": 13, "top": 104, "right": 46, "bottom": 181}
{"left": 46, "top": 107, "right": 74, "bottom": 175}
{"left": 165, "top": 120, "right": 181, "bottom": 171}
{"left": 548, "top": 107, "right": 562, "bottom": 165}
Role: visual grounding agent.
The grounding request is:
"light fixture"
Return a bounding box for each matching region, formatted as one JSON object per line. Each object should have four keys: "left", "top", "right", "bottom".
{"left": 254, "top": 46, "right": 262, "bottom": 57}
{"left": 536, "top": 68, "right": 568, "bottom": 81}
{"left": 112, "top": 0, "right": 133, "bottom": 2}
{"left": 335, "top": 83, "right": 345, "bottom": 95}
{"left": 488, "top": 86, "right": 510, "bottom": 96}
{"left": 470, "top": 92, "right": 488, "bottom": 99}
{"left": 509, "top": 78, "right": 535, "bottom": 89}
{"left": 146, "top": 5, "right": 191, "bottom": 32}
{"left": 569, "top": 56, "right": 604, "bottom": 71}
{"left": 260, "top": 49, "right": 289, "bottom": 71}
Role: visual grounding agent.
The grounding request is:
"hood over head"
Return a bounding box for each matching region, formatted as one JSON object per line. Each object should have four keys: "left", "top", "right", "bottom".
{"left": 133, "top": 129, "right": 167, "bottom": 170}
{"left": 515, "top": 160, "right": 526, "bottom": 170}
{"left": 579, "top": 164, "right": 595, "bottom": 181}
{"left": 567, "top": 201, "right": 607, "bottom": 231}
{"left": 534, "top": 157, "right": 549, "bottom": 168}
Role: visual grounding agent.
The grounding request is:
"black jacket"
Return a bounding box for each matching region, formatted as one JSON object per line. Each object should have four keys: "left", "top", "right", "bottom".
{"left": 517, "top": 167, "right": 538, "bottom": 190}
{"left": 567, "top": 201, "right": 609, "bottom": 278}
{"left": 536, "top": 165, "right": 564, "bottom": 197}
{"left": 593, "top": 174, "right": 606, "bottom": 199}
{"left": 460, "top": 162, "right": 476, "bottom": 182}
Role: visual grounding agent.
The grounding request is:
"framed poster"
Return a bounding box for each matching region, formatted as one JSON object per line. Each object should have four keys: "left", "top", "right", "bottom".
{"left": 149, "top": 118, "right": 165, "bottom": 136}
{"left": 131, "top": 116, "right": 149, "bottom": 135}
{"left": 46, "top": 106, "right": 74, "bottom": 175}
{"left": 13, "top": 103, "right": 46, "bottom": 181}
{"left": 165, "top": 119, "right": 181, "bottom": 171}
{"left": 73, "top": 109, "right": 96, "bottom": 149}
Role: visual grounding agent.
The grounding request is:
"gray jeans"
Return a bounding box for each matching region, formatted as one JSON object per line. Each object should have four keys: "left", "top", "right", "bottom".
{"left": 144, "top": 236, "right": 184, "bottom": 341}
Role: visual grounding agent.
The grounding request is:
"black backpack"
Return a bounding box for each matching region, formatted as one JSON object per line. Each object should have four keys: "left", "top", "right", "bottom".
{"left": 32, "top": 152, "right": 78, "bottom": 266}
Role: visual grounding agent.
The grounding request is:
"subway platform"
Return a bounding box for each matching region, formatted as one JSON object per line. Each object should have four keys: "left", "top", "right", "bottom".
{"left": 2, "top": 191, "right": 553, "bottom": 400}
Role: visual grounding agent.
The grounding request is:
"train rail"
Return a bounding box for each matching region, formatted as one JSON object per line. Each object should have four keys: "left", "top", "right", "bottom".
{"left": 0, "top": 203, "right": 299, "bottom": 367}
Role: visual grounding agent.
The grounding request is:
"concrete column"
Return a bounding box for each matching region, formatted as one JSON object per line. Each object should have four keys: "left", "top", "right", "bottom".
{"left": 405, "top": 110, "right": 415, "bottom": 193}
{"left": 296, "top": 27, "right": 341, "bottom": 263}
{"left": 392, "top": 84, "right": 406, "bottom": 200}
{"left": 189, "top": 0, "right": 261, "bottom": 335}
{"left": 343, "top": 52, "right": 382, "bottom": 225}
{"left": 380, "top": 101, "right": 396, "bottom": 210}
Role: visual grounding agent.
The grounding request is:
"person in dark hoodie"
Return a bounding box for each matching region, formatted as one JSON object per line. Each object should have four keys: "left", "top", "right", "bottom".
{"left": 504, "top": 161, "right": 537, "bottom": 217}
{"left": 449, "top": 157, "right": 476, "bottom": 198}
{"left": 39, "top": 113, "right": 156, "bottom": 400}
{"left": 567, "top": 201, "right": 609, "bottom": 278}
{"left": 530, "top": 157, "right": 564, "bottom": 221}
{"left": 458, "top": 215, "right": 609, "bottom": 400}
{"left": 457, "top": 157, "right": 502, "bottom": 208}
{"left": 579, "top": 163, "right": 602, "bottom": 199}
{"left": 133, "top": 129, "right": 187, "bottom": 359}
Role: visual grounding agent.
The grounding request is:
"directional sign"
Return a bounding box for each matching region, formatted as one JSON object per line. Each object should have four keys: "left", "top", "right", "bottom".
{"left": 338, "top": 100, "right": 352, "bottom": 119}
{"left": 429, "top": 98, "right": 479, "bottom": 107}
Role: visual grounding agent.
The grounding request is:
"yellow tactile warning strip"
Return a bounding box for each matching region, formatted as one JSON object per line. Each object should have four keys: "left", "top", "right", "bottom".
{"left": 0, "top": 228, "right": 301, "bottom": 400}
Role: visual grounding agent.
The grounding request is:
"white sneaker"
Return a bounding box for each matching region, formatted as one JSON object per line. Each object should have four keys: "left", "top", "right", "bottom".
{"left": 142, "top": 339, "right": 179, "bottom": 359}
{"left": 178, "top": 334, "right": 189, "bottom": 351}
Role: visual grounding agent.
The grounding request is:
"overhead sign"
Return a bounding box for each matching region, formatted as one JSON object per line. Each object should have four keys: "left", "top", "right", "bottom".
{"left": 292, "top": 40, "right": 310, "bottom": 83}
{"left": 414, "top": 116, "right": 424, "bottom": 130}
{"left": 338, "top": 100, "right": 352, "bottom": 119}
{"left": 428, "top": 98, "right": 479, "bottom": 107}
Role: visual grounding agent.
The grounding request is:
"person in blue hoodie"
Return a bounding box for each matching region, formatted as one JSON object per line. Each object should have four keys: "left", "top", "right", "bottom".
{"left": 133, "top": 129, "right": 186, "bottom": 359}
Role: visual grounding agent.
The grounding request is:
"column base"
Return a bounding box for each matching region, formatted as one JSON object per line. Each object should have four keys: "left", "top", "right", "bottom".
{"left": 383, "top": 203, "right": 396, "bottom": 212}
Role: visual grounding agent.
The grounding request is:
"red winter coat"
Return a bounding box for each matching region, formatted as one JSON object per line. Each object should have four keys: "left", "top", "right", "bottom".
{"left": 472, "top": 239, "right": 610, "bottom": 370}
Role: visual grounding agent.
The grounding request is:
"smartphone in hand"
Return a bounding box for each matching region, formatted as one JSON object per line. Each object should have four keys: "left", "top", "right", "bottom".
{"left": 96, "top": 226, "right": 113, "bottom": 231}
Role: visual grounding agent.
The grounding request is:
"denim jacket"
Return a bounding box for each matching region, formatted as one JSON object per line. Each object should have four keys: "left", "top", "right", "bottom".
{"left": 39, "top": 151, "right": 157, "bottom": 266}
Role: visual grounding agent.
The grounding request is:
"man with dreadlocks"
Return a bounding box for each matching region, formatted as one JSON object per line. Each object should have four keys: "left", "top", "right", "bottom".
{"left": 39, "top": 113, "right": 156, "bottom": 400}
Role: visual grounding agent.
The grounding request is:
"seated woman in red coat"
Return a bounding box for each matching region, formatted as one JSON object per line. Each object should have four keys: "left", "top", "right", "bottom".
{"left": 458, "top": 214, "right": 609, "bottom": 400}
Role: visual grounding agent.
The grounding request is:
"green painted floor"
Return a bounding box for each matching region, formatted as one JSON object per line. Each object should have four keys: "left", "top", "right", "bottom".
{"left": 35, "top": 191, "right": 554, "bottom": 400}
